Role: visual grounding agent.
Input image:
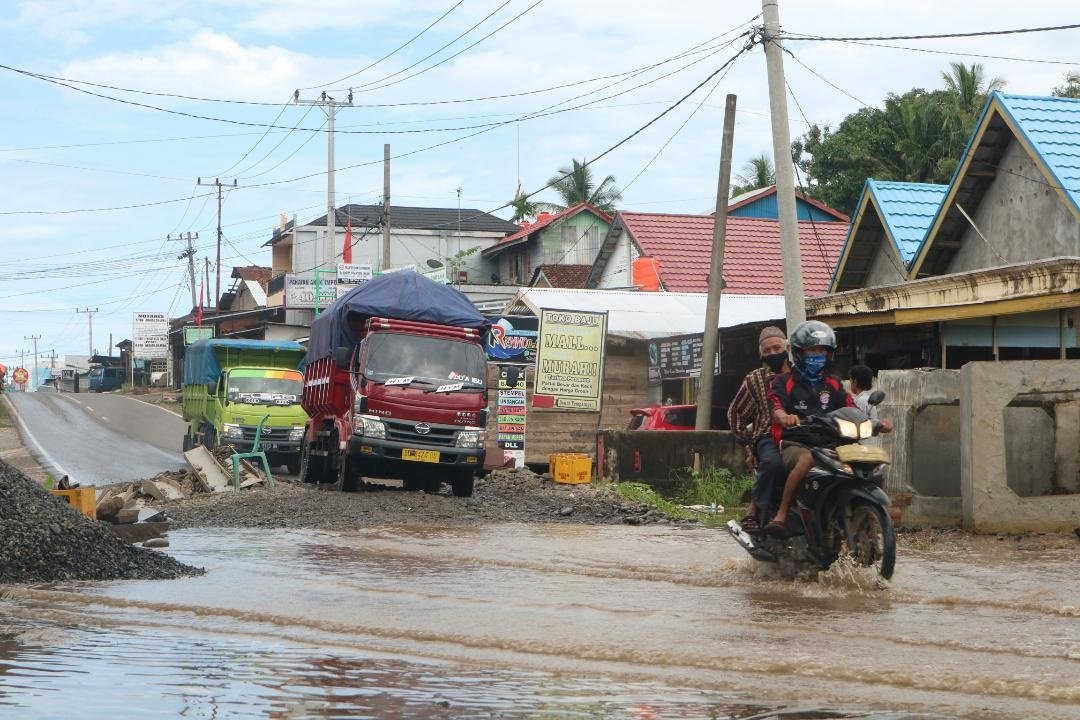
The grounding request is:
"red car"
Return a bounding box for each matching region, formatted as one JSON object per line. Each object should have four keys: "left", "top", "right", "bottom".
{"left": 627, "top": 405, "right": 728, "bottom": 431}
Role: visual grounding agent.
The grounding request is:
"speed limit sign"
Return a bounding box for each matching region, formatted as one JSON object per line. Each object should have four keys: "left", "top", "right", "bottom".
{"left": 12, "top": 367, "right": 29, "bottom": 385}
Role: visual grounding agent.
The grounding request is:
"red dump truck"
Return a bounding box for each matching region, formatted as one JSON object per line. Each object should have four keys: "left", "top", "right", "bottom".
{"left": 300, "top": 270, "right": 489, "bottom": 497}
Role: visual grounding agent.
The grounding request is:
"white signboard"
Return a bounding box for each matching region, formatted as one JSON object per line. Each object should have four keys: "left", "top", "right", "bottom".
{"left": 133, "top": 312, "right": 169, "bottom": 359}
{"left": 337, "top": 263, "right": 373, "bottom": 284}
{"left": 285, "top": 274, "right": 337, "bottom": 309}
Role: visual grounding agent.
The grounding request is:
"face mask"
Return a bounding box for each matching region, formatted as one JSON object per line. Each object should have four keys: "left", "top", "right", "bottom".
{"left": 799, "top": 353, "right": 828, "bottom": 379}
{"left": 762, "top": 352, "right": 787, "bottom": 373}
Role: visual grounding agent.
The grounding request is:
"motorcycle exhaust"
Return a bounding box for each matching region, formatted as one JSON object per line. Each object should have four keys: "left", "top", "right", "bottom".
{"left": 726, "top": 520, "right": 777, "bottom": 563}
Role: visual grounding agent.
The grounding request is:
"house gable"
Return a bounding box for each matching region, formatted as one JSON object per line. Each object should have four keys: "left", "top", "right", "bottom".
{"left": 482, "top": 203, "right": 613, "bottom": 284}
{"left": 727, "top": 185, "right": 849, "bottom": 222}
{"left": 910, "top": 92, "right": 1080, "bottom": 279}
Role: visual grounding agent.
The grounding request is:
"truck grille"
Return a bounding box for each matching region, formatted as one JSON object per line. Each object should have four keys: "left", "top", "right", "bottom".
{"left": 383, "top": 419, "right": 458, "bottom": 448}
{"left": 242, "top": 426, "right": 291, "bottom": 441}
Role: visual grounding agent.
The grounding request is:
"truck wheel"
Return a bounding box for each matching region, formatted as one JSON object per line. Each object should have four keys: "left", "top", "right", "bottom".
{"left": 203, "top": 428, "right": 217, "bottom": 451}
{"left": 338, "top": 453, "right": 361, "bottom": 492}
{"left": 299, "top": 443, "right": 323, "bottom": 484}
{"left": 450, "top": 469, "right": 475, "bottom": 498}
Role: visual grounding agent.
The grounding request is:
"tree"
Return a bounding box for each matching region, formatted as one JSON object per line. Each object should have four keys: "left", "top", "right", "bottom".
{"left": 1052, "top": 71, "right": 1080, "bottom": 99}
{"left": 509, "top": 190, "right": 538, "bottom": 223}
{"left": 730, "top": 154, "right": 775, "bottom": 196}
{"left": 793, "top": 63, "right": 1006, "bottom": 214}
{"left": 545, "top": 159, "right": 622, "bottom": 214}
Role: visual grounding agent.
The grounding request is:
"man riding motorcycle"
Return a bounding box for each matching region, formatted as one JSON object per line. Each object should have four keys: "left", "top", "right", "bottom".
{"left": 765, "top": 321, "right": 892, "bottom": 536}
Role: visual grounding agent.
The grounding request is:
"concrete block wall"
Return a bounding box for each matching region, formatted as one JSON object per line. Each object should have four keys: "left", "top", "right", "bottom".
{"left": 961, "top": 361, "right": 1080, "bottom": 533}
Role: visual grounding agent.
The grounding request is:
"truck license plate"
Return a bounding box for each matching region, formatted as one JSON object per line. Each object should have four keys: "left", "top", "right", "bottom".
{"left": 261, "top": 442, "right": 277, "bottom": 450}
{"left": 402, "top": 448, "right": 440, "bottom": 463}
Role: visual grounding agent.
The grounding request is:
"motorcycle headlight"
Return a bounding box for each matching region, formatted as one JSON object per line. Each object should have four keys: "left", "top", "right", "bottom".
{"left": 859, "top": 420, "right": 874, "bottom": 439}
{"left": 222, "top": 423, "right": 244, "bottom": 439}
{"left": 288, "top": 426, "right": 305, "bottom": 441}
{"left": 354, "top": 415, "right": 385, "bottom": 438}
{"left": 455, "top": 428, "right": 485, "bottom": 448}
{"left": 835, "top": 418, "right": 859, "bottom": 439}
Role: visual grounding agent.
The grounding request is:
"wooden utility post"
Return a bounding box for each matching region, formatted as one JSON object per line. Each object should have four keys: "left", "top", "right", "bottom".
{"left": 382, "top": 143, "right": 391, "bottom": 270}
{"left": 695, "top": 94, "right": 738, "bottom": 432}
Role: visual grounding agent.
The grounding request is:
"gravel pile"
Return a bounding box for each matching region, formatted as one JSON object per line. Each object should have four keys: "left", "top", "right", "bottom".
{"left": 164, "top": 465, "right": 695, "bottom": 531}
{"left": 0, "top": 459, "right": 204, "bottom": 583}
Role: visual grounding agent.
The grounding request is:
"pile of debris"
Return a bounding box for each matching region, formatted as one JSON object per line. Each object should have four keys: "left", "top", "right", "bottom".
{"left": 0, "top": 459, "right": 203, "bottom": 583}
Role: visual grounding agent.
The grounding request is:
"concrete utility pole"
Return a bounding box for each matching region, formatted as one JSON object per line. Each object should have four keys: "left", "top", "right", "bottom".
{"left": 294, "top": 90, "right": 353, "bottom": 273}
{"left": 196, "top": 179, "right": 236, "bottom": 309}
{"left": 382, "top": 143, "right": 391, "bottom": 270}
{"left": 76, "top": 308, "right": 98, "bottom": 356}
{"left": 695, "top": 94, "right": 738, "bottom": 432}
{"left": 169, "top": 232, "right": 200, "bottom": 307}
{"left": 760, "top": 0, "right": 806, "bottom": 327}
{"left": 24, "top": 335, "right": 40, "bottom": 391}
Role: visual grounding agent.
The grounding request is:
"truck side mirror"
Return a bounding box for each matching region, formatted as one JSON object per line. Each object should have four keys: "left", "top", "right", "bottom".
{"left": 334, "top": 346, "right": 351, "bottom": 369}
{"left": 868, "top": 390, "right": 885, "bottom": 406}
{"left": 206, "top": 381, "right": 216, "bottom": 396}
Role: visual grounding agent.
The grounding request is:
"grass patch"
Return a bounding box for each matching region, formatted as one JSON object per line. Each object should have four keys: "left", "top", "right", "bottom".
{"left": 0, "top": 399, "right": 10, "bottom": 427}
{"left": 672, "top": 466, "right": 754, "bottom": 509}
{"left": 613, "top": 482, "right": 699, "bottom": 520}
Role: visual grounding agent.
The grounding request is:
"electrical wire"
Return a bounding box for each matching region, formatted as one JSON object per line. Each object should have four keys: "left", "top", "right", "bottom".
{"left": 300, "top": 0, "right": 465, "bottom": 90}
{"left": 813, "top": 38, "right": 1080, "bottom": 67}
{"left": 782, "top": 22, "right": 1080, "bottom": 42}
{"left": 231, "top": 104, "right": 316, "bottom": 178}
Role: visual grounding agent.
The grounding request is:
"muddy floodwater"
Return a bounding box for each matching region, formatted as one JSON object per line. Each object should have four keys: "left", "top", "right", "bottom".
{"left": 1, "top": 524, "right": 1076, "bottom": 719}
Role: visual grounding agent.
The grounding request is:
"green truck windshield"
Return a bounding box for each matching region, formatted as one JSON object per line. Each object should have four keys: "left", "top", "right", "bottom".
{"left": 226, "top": 368, "right": 303, "bottom": 406}
{"left": 365, "top": 333, "right": 486, "bottom": 387}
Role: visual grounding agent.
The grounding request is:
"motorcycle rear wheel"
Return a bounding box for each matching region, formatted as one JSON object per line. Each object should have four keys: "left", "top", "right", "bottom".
{"left": 846, "top": 503, "right": 896, "bottom": 580}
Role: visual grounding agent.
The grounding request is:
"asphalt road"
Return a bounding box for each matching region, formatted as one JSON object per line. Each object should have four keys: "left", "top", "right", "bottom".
{"left": 6, "top": 390, "right": 187, "bottom": 485}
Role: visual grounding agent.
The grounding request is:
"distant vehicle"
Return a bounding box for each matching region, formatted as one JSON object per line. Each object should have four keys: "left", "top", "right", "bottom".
{"left": 627, "top": 404, "right": 728, "bottom": 431}
{"left": 88, "top": 367, "right": 124, "bottom": 393}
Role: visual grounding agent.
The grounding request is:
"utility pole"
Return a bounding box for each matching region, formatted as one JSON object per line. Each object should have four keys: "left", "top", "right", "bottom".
{"left": 695, "top": 94, "right": 738, "bottom": 432}
{"left": 25, "top": 335, "right": 40, "bottom": 391}
{"left": 76, "top": 308, "right": 98, "bottom": 356}
{"left": 294, "top": 89, "right": 353, "bottom": 273}
{"left": 760, "top": 0, "right": 806, "bottom": 327}
{"left": 382, "top": 143, "right": 391, "bottom": 270}
{"left": 196, "top": 178, "right": 236, "bottom": 309}
{"left": 169, "top": 231, "right": 200, "bottom": 307}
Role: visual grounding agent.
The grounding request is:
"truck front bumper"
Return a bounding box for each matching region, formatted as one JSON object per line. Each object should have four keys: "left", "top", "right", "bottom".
{"left": 224, "top": 438, "right": 301, "bottom": 455}
{"left": 347, "top": 435, "right": 484, "bottom": 469}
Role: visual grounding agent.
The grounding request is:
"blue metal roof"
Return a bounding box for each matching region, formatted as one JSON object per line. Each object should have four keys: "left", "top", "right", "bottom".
{"left": 994, "top": 93, "right": 1080, "bottom": 214}
{"left": 866, "top": 180, "right": 949, "bottom": 264}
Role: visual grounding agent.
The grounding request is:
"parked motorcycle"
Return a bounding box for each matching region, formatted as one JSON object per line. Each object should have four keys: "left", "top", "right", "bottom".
{"left": 727, "top": 391, "right": 896, "bottom": 580}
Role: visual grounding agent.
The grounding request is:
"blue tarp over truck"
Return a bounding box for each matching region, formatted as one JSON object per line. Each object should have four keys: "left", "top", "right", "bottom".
{"left": 306, "top": 270, "right": 488, "bottom": 360}
{"left": 183, "top": 339, "right": 307, "bottom": 385}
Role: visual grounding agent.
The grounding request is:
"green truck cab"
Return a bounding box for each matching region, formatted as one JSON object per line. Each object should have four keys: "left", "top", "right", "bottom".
{"left": 181, "top": 339, "right": 308, "bottom": 473}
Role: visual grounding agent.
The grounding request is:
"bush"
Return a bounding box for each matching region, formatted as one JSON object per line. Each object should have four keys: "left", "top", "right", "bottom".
{"left": 672, "top": 466, "right": 754, "bottom": 508}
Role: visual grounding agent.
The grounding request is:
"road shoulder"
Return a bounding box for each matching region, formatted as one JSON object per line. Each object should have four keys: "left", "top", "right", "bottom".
{"left": 0, "top": 395, "right": 50, "bottom": 483}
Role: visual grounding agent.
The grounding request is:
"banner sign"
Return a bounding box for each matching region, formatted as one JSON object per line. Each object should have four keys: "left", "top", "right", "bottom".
{"left": 336, "top": 263, "right": 373, "bottom": 298}
{"left": 497, "top": 366, "right": 527, "bottom": 467}
{"left": 647, "top": 332, "right": 719, "bottom": 386}
{"left": 133, "top": 312, "right": 169, "bottom": 359}
{"left": 284, "top": 274, "right": 336, "bottom": 309}
{"left": 183, "top": 326, "right": 215, "bottom": 345}
{"left": 484, "top": 316, "right": 538, "bottom": 364}
{"left": 532, "top": 308, "right": 607, "bottom": 411}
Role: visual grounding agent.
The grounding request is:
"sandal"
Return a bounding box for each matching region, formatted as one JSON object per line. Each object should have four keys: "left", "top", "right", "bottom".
{"left": 764, "top": 520, "right": 787, "bottom": 537}
{"left": 739, "top": 514, "right": 761, "bottom": 532}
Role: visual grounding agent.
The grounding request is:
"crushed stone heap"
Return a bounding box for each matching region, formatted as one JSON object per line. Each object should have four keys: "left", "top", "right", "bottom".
{"left": 0, "top": 460, "right": 203, "bottom": 584}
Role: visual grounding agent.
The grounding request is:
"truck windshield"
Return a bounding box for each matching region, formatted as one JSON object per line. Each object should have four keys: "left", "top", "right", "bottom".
{"left": 365, "top": 333, "right": 486, "bottom": 389}
{"left": 226, "top": 369, "right": 303, "bottom": 405}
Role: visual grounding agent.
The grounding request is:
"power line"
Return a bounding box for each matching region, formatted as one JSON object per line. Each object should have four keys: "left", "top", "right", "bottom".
{"left": 782, "top": 48, "right": 872, "bottom": 108}
{"left": 783, "top": 22, "right": 1080, "bottom": 42}
{"left": 817, "top": 38, "right": 1080, "bottom": 67}
{"left": 301, "top": 0, "right": 465, "bottom": 90}
{"left": 0, "top": 191, "right": 215, "bottom": 216}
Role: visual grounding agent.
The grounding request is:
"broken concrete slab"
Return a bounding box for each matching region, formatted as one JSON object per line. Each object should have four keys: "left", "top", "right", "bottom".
{"left": 140, "top": 479, "right": 186, "bottom": 502}
{"left": 114, "top": 506, "right": 141, "bottom": 525}
{"left": 106, "top": 521, "right": 169, "bottom": 543}
{"left": 184, "top": 446, "right": 232, "bottom": 493}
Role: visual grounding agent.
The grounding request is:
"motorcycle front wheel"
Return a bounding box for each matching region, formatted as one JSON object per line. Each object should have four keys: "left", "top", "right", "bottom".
{"left": 845, "top": 503, "right": 896, "bottom": 580}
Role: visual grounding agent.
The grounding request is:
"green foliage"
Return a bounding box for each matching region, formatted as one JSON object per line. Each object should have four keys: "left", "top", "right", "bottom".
{"left": 612, "top": 482, "right": 697, "bottom": 519}
{"left": 1052, "top": 71, "right": 1080, "bottom": 99}
{"left": 545, "top": 159, "right": 623, "bottom": 214}
{"left": 731, "top": 154, "right": 775, "bottom": 197}
{"left": 0, "top": 401, "right": 9, "bottom": 426}
{"left": 793, "top": 63, "right": 1005, "bottom": 214}
{"left": 672, "top": 466, "right": 754, "bottom": 509}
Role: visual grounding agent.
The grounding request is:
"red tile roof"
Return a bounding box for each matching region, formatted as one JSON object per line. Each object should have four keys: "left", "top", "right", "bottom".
{"left": 530, "top": 264, "right": 593, "bottom": 288}
{"left": 619, "top": 213, "right": 849, "bottom": 296}
{"left": 482, "top": 203, "right": 613, "bottom": 256}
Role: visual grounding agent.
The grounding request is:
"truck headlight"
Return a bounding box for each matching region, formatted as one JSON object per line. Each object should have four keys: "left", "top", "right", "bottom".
{"left": 455, "top": 428, "right": 485, "bottom": 448}
{"left": 288, "top": 426, "right": 305, "bottom": 441}
{"left": 354, "top": 415, "right": 386, "bottom": 439}
{"left": 222, "top": 423, "right": 244, "bottom": 439}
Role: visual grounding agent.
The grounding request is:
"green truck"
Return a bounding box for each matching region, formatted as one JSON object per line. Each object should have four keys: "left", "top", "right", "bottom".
{"left": 181, "top": 339, "right": 308, "bottom": 473}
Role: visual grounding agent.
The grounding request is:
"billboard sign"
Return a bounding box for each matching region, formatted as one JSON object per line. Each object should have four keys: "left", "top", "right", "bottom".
{"left": 532, "top": 308, "right": 607, "bottom": 411}
{"left": 646, "top": 332, "right": 719, "bottom": 386}
{"left": 183, "top": 326, "right": 216, "bottom": 345}
{"left": 483, "top": 316, "right": 538, "bottom": 364}
{"left": 496, "top": 366, "right": 527, "bottom": 467}
{"left": 284, "top": 274, "right": 336, "bottom": 309}
{"left": 133, "top": 312, "right": 169, "bottom": 359}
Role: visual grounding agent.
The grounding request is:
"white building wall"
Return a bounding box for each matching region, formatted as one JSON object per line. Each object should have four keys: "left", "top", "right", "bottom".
{"left": 597, "top": 232, "right": 640, "bottom": 288}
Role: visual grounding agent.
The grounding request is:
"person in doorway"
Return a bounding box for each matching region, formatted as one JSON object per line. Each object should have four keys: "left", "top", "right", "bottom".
{"left": 766, "top": 321, "right": 891, "bottom": 536}
{"left": 727, "top": 326, "right": 789, "bottom": 531}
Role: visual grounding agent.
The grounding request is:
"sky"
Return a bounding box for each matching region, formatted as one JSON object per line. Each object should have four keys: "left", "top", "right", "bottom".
{"left": 0, "top": 0, "right": 1076, "bottom": 369}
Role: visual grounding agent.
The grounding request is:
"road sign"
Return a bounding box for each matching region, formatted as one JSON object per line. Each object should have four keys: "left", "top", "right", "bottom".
{"left": 133, "top": 311, "right": 169, "bottom": 359}
{"left": 12, "top": 367, "right": 29, "bottom": 385}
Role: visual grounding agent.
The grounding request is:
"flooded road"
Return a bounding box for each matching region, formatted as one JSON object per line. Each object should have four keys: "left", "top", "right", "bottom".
{"left": 0, "top": 524, "right": 1076, "bottom": 719}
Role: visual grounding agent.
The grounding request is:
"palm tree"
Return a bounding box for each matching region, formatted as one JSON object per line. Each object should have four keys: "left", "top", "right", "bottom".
{"left": 509, "top": 186, "right": 538, "bottom": 223}
{"left": 940, "top": 62, "right": 1004, "bottom": 156}
{"left": 730, "top": 154, "right": 775, "bottom": 196}
{"left": 545, "top": 159, "right": 622, "bottom": 214}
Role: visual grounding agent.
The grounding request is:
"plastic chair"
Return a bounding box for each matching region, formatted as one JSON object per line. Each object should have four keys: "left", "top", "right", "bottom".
{"left": 231, "top": 414, "right": 275, "bottom": 490}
